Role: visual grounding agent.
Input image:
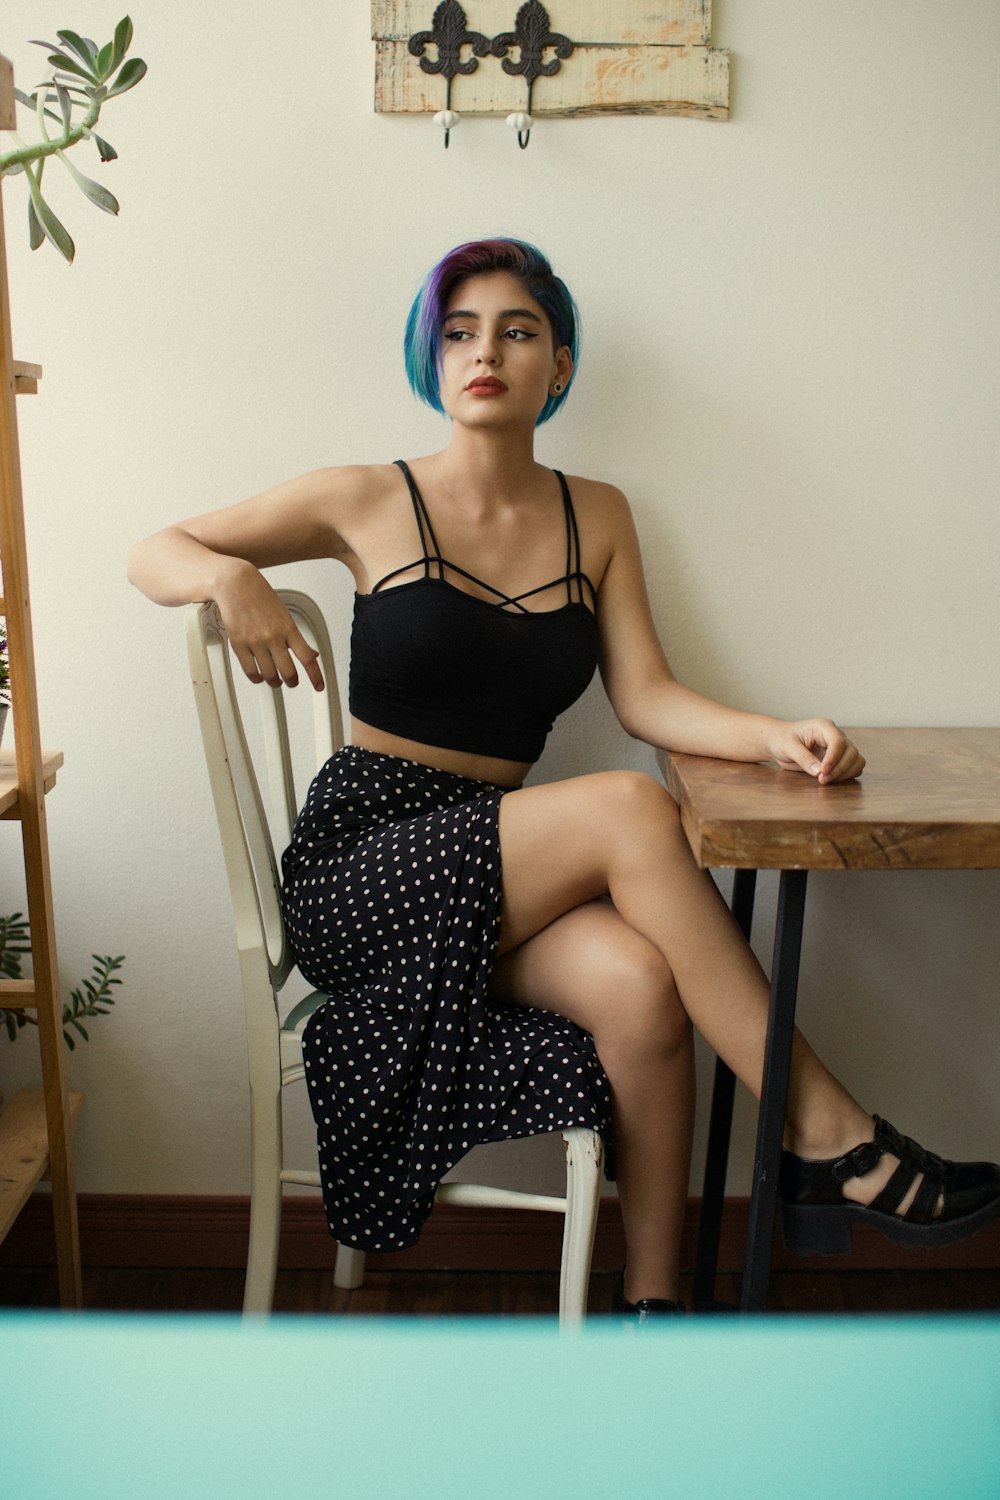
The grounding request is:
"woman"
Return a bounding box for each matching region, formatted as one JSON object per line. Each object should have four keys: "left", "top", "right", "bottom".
{"left": 129, "top": 238, "right": 1000, "bottom": 1317}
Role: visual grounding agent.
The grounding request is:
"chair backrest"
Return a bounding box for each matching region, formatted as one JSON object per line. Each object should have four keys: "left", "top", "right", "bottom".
{"left": 185, "top": 590, "right": 342, "bottom": 998}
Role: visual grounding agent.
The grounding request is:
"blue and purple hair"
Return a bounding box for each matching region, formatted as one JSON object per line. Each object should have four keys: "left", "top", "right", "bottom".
{"left": 404, "top": 238, "right": 579, "bottom": 425}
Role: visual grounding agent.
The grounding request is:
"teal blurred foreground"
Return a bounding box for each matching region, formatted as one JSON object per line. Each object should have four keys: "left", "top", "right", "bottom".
{"left": 6, "top": 1312, "right": 1000, "bottom": 1498}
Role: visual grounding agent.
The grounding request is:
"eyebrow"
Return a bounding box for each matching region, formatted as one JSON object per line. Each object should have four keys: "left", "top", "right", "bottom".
{"left": 443, "top": 307, "right": 544, "bottom": 324}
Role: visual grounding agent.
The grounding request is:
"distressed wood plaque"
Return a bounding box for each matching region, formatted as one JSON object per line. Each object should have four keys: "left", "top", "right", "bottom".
{"left": 372, "top": 2, "right": 729, "bottom": 120}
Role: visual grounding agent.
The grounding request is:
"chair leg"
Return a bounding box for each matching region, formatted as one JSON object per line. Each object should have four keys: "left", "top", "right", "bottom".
{"left": 243, "top": 1083, "right": 283, "bottom": 1316}
{"left": 559, "top": 1128, "right": 604, "bottom": 1327}
{"left": 334, "top": 1244, "right": 367, "bottom": 1290}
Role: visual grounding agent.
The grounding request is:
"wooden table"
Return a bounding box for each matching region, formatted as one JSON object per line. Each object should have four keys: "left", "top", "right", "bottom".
{"left": 657, "top": 727, "right": 1000, "bottom": 1312}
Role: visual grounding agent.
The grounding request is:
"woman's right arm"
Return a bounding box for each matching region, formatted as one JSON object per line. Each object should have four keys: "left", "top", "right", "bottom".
{"left": 127, "top": 466, "right": 367, "bottom": 690}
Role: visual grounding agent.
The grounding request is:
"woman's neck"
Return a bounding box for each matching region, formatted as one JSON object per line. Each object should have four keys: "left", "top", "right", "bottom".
{"left": 426, "top": 424, "right": 547, "bottom": 506}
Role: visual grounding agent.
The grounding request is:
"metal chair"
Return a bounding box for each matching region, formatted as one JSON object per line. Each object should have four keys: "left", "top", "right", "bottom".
{"left": 185, "top": 590, "right": 605, "bottom": 1324}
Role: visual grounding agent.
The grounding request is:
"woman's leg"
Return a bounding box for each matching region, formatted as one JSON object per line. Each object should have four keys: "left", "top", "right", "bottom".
{"left": 498, "top": 771, "right": 873, "bottom": 1146}
{"left": 491, "top": 898, "right": 695, "bottom": 1304}
{"left": 496, "top": 771, "right": 930, "bottom": 1291}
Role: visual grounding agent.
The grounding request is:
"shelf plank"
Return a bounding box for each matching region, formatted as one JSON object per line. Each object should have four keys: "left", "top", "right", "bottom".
{"left": 0, "top": 979, "right": 36, "bottom": 1009}
{"left": 0, "top": 749, "right": 64, "bottom": 818}
{"left": 373, "top": 1, "right": 713, "bottom": 46}
{"left": 375, "top": 39, "right": 729, "bottom": 117}
{"left": 13, "top": 360, "right": 42, "bottom": 395}
{"left": 0, "top": 1088, "right": 85, "bottom": 1246}
{"left": 0, "top": 53, "right": 13, "bottom": 131}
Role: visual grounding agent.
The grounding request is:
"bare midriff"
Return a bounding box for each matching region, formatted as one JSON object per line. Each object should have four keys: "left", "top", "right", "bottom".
{"left": 350, "top": 718, "right": 530, "bottom": 789}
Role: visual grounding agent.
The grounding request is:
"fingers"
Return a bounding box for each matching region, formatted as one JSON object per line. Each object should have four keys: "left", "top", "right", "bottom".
{"left": 231, "top": 627, "right": 325, "bottom": 693}
{"left": 802, "top": 721, "right": 866, "bottom": 784}
{"left": 775, "top": 721, "right": 866, "bottom": 784}
{"left": 817, "top": 742, "right": 866, "bottom": 784}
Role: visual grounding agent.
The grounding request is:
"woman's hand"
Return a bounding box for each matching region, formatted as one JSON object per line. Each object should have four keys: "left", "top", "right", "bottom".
{"left": 215, "top": 561, "right": 324, "bottom": 691}
{"left": 768, "top": 719, "right": 865, "bottom": 784}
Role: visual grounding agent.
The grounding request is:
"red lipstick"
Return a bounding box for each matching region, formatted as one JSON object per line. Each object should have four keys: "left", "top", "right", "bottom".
{"left": 466, "top": 376, "right": 507, "bottom": 394}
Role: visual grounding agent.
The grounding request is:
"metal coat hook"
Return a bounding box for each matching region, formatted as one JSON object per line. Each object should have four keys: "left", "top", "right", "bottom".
{"left": 492, "top": 3, "right": 574, "bottom": 149}
{"left": 407, "top": 2, "right": 576, "bottom": 150}
{"left": 409, "top": 0, "right": 490, "bottom": 147}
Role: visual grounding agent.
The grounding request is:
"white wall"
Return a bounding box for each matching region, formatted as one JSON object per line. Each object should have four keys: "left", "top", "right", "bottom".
{"left": 2, "top": 1, "right": 998, "bottom": 1206}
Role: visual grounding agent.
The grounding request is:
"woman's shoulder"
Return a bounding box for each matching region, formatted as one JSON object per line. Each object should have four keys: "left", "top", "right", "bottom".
{"left": 301, "top": 460, "right": 402, "bottom": 510}
{"left": 560, "top": 472, "right": 633, "bottom": 540}
{"left": 555, "top": 474, "right": 636, "bottom": 592}
{"left": 281, "top": 461, "right": 406, "bottom": 540}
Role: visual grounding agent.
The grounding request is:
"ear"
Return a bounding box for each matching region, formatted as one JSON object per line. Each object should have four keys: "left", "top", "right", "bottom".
{"left": 554, "top": 345, "right": 574, "bottom": 388}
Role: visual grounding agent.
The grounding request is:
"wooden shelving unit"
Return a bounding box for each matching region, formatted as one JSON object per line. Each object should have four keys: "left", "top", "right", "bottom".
{"left": 0, "top": 52, "right": 82, "bottom": 1306}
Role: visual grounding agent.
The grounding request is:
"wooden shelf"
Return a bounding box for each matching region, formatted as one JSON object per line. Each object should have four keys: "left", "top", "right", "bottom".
{"left": 0, "top": 749, "right": 63, "bottom": 817}
{"left": 0, "top": 49, "right": 81, "bottom": 1304}
{"left": 0, "top": 1088, "right": 84, "bottom": 1245}
{"left": 13, "top": 359, "right": 42, "bottom": 395}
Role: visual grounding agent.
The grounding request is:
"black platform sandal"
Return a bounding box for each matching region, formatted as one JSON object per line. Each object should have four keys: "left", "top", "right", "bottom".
{"left": 779, "top": 1115, "right": 1000, "bottom": 1256}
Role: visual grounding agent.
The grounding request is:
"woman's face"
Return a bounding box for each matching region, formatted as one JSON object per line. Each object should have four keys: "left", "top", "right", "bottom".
{"left": 437, "top": 271, "right": 573, "bottom": 429}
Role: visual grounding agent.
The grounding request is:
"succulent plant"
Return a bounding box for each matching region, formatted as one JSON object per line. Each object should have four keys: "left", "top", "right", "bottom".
{"left": 0, "top": 16, "right": 146, "bottom": 262}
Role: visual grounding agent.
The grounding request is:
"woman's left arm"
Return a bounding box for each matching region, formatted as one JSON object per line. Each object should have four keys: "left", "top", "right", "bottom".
{"left": 595, "top": 489, "right": 865, "bottom": 785}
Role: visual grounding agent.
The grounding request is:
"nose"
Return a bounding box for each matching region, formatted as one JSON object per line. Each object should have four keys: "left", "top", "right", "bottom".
{"left": 476, "top": 330, "right": 502, "bottom": 365}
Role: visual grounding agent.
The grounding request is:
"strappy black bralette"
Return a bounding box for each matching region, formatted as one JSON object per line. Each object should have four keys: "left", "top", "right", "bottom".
{"left": 347, "top": 461, "right": 600, "bottom": 762}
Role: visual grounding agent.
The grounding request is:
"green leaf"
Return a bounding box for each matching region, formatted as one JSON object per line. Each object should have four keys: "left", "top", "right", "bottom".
{"left": 25, "top": 177, "right": 75, "bottom": 263}
{"left": 55, "top": 83, "right": 73, "bottom": 132}
{"left": 96, "top": 43, "right": 114, "bottom": 80}
{"left": 48, "top": 55, "right": 97, "bottom": 86}
{"left": 104, "top": 57, "right": 147, "bottom": 98}
{"left": 64, "top": 1031, "right": 76, "bottom": 1051}
{"left": 56, "top": 31, "right": 99, "bottom": 74}
{"left": 57, "top": 152, "right": 120, "bottom": 216}
{"left": 84, "top": 130, "right": 118, "bottom": 162}
{"left": 111, "top": 17, "right": 134, "bottom": 72}
{"left": 28, "top": 198, "right": 45, "bottom": 250}
{"left": 70, "top": 1018, "right": 90, "bottom": 1041}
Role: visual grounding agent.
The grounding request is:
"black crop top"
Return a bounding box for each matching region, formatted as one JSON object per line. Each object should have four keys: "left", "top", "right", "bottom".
{"left": 348, "top": 461, "right": 600, "bottom": 762}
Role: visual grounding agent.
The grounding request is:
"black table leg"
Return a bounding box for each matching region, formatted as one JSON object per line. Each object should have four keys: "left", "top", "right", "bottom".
{"left": 693, "top": 868, "right": 757, "bottom": 1311}
{"left": 740, "top": 868, "right": 808, "bottom": 1312}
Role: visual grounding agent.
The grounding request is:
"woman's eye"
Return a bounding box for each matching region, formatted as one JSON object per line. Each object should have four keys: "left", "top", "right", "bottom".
{"left": 445, "top": 328, "right": 473, "bottom": 341}
{"left": 503, "top": 327, "right": 535, "bottom": 341}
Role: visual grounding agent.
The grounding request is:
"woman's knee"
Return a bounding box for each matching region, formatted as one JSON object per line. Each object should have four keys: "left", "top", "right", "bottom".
{"left": 590, "top": 773, "right": 684, "bottom": 872}
{"left": 598, "top": 771, "right": 680, "bottom": 832}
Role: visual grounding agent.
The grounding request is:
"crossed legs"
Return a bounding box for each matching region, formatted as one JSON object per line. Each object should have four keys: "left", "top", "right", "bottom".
{"left": 490, "top": 770, "right": 879, "bottom": 1303}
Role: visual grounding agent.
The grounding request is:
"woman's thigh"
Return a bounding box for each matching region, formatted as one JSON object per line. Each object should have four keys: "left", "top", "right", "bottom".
{"left": 496, "top": 770, "right": 682, "bottom": 956}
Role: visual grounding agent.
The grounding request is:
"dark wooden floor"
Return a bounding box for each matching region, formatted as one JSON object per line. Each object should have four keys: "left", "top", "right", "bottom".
{"left": 4, "top": 1265, "right": 1000, "bottom": 1316}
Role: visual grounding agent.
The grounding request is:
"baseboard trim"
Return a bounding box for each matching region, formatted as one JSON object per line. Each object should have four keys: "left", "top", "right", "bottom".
{"left": 3, "top": 1192, "right": 998, "bottom": 1273}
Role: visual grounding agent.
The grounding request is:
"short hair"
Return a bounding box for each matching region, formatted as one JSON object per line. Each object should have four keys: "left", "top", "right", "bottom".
{"left": 404, "top": 237, "right": 579, "bottom": 425}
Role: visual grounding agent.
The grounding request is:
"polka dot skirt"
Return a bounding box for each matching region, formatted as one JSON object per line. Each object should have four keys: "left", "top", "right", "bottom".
{"left": 281, "top": 745, "right": 611, "bottom": 1252}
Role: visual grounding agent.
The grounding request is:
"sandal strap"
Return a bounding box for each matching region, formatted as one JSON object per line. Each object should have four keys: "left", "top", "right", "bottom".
{"left": 831, "top": 1116, "right": 945, "bottom": 1185}
{"left": 906, "top": 1166, "right": 946, "bottom": 1223}
{"left": 835, "top": 1116, "right": 948, "bottom": 1222}
{"left": 870, "top": 1159, "right": 916, "bottom": 1215}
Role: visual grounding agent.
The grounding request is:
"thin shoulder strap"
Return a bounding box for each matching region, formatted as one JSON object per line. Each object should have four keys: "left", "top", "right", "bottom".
{"left": 394, "top": 459, "right": 444, "bottom": 580}
{"left": 554, "top": 470, "right": 584, "bottom": 607}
